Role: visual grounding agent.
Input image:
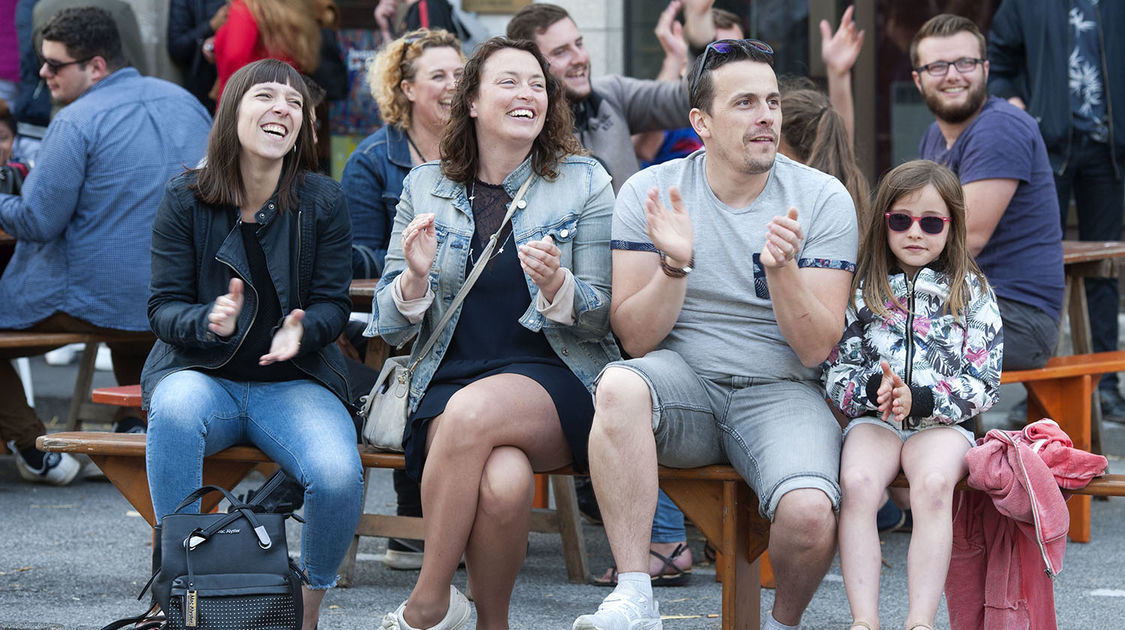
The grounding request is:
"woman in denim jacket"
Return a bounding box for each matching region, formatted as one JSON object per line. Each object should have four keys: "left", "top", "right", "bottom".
{"left": 341, "top": 28, "right": 463, "bottom": 279}
{"left": 142, "top": 60, "right": 362, "bottom": 630}
{"left": 369, "top": 38, "right": 618, "bottom": 630}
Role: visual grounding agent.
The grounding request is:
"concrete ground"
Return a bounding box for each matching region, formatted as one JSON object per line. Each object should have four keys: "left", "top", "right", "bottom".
{"left": 2, "top": 348, "right": 1125, "bottom": 629}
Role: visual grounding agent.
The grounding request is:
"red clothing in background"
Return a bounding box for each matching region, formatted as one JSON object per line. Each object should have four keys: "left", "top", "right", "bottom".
{"left": 213, "top": 0, "right": 300, "bottom": 101}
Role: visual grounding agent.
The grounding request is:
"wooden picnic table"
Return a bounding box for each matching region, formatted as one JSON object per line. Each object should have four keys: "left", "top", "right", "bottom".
{"left": 1060, "top": 240, "right": 1125, "bottom": 454}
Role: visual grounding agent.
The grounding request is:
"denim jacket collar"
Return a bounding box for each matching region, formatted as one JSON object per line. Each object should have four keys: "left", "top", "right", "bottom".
{"left": 386, "top": 125, "right": 413, "bottom": 170}
{"left": 429, "top": 156, "right": 536, "bottom": 215}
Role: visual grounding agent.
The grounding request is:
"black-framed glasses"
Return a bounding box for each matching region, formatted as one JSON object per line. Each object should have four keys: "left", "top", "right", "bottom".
{"left": 40, "top": 55, "right": 94, "bottom": 77}
{"left": 914, "top": 57, "right": 984, "bottom": 77}
{"left": 397, "top": 33, "right": 425, "bottom": 76}
{"left": 691, "top": 38, "right": 774, "bottom": 99}
{"left": 885, "top": 212, "right": 951, "bottom": 235}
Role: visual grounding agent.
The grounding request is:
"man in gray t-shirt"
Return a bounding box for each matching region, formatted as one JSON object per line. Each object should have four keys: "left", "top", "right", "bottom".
{"left": 575, "top": 41, "right": 857, "bottom": 630}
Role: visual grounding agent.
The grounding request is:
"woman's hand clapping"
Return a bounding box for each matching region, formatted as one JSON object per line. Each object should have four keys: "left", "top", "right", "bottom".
{"left": 519, "top": 235, "right": 566, "bottom": 302}
{"left": 208, "top": 278, "right": 244, "bottom": 337}
{"left": 400, "top": 213, "right": 437, "bottom": 300}
{"left": 259, "top": 310, "right": 305, "bottom": 365}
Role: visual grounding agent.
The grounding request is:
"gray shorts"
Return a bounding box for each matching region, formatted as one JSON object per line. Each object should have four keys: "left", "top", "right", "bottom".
{"left": 843, "top": 416, "right": 976, "bottom": 447}
{"left": 598, "top": 349, "right": 842, "bottom": 520}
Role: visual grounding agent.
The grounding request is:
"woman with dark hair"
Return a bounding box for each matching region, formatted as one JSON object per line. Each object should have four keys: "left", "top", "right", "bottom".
{"left": 370, "top": 37, "right": 618, "bottom": 630}
{"left": 142, "top": 59, "right": 362, "bottom": 630}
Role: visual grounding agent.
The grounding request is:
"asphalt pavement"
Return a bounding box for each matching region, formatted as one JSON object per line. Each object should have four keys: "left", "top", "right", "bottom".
{"left": 2, "top": 352, "right": 1125, "bottom": 629}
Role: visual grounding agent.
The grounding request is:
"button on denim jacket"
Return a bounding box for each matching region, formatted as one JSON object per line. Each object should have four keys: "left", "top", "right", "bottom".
{"left": 366, "top": 155, "right": 621, "bottom": 413}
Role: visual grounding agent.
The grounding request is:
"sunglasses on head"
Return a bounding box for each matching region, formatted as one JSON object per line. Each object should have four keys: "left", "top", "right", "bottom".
{"left": 691, "top": 38, "right": 774, "bottom": 99}
{"left": 397, "top": 33, "right": 425, "bottom": 75}
{"left": 885, "top": 212, "right": 951, "bottom": 235}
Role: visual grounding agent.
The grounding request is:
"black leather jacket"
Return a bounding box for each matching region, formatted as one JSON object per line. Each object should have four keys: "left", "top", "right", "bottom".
{"left": 988, "top": 0, "right": 1125, "bottom": 177}
{"left": 140, "top": 170, "right": 353, "bottom": 409}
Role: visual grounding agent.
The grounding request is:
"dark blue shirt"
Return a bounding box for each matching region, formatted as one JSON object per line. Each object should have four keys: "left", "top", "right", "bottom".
{"left": 920, "top": 96, "right": 1065, "bottom": 320}
{"left": 0, "top": 68, "right": 211, "bottom": 331}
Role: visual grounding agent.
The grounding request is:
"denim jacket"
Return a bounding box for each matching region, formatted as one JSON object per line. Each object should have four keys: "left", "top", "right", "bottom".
{"left": 340, "top": 125, "right": 412, "bottom": 278}
{"left": 824, "top": 266, "right": 1004, "bottom": 430}
{"left": 366, "top": 155, "right": 621, "bottom": 413}
{"left": 141, "top": 171, "right": 353, "bottom": 409}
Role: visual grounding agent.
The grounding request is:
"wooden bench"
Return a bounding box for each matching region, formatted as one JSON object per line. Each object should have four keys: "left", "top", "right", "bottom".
{"left": 36, "top": 428, "right": 1125, "bottom": 630}
{"left": 0, "top": 331, "right": 154, "bottom": 431}
{"left": 1000, "top": 349, "right": 1125, "bottom": 543}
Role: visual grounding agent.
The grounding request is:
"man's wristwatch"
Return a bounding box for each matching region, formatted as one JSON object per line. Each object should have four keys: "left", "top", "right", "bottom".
{"left": 659, "top": 251, "right": 694, "bottom": 278}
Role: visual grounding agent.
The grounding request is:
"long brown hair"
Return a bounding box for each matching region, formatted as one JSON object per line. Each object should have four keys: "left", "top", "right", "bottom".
{"left": 247, "top": 0, "right": 322, "bottom": 74}
{"left": 856, "top": 160, "right": 988, "bottom": 319}
{"left": 191, "top": 59, "right": 318, "bottom": 213}
{"left": 780, "top": 85, "right": 870, "bottom": 219}
{"left": 367, "top": 28, "right": 463, "bottom": 130}
{"left": 439, "top": 37, "right": 582, "bottom": 185}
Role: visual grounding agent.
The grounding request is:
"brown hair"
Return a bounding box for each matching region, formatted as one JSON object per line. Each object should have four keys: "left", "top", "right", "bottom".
{"left": 247, "top": 0, "right": 322, "bottom": 74}
{"left": 367, "top": 28, "right": 462, "bottom": 129}
{"left": 909, "top": 13, "right": 986, "bottom": 69}
{"left": 856, "top": 160, "right": 988, "bottom": 319}
{"left": 711, "top": 8, "right": 743, "bottom": 34}
{"left": 191, "top": 59, "right": 319, "bottom": 213}
{"left": 780, "top": 86, "right": 870, "bottom": 218}
{"left": 689, "top": 41, "right": 774, "bottom": 112}
{"left": 506, "top": 3, "right": 571, "bottom": 42}
{"left": 439, "top": 38, "right": 582, "bottom": 185}
{"left": 41, "top": 6, "right": 126, "bottom": 71}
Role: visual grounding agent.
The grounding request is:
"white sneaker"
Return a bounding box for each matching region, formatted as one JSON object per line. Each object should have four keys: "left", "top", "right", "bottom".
{"left": 573, "top": 591, "right": 662, "bottom": 630}
{"left": 9, "top": 442, "right": 81, "bottom": 486}
{"left": 44, "top": 344, "right": 80, "bottom": 366}
{"left": 95, "top": 344, "right": 113, "bottom": 371}
{"left": 380, "top": 585, "right": 471, "bottom": 630}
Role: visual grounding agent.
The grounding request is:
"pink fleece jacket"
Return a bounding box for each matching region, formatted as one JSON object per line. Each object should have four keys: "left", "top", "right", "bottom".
{"left": 945, "top": 420, "right": 1107, "bottom": 630}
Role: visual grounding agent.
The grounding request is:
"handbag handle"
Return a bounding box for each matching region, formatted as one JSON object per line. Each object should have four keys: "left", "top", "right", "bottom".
{"left": 404, "top": 174, "right": 534, "bottom": 376}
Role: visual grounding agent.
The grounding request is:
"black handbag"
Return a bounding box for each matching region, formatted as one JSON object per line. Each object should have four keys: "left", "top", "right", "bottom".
{"left": 101, "top": 470, "right": 304, "bottom": 630}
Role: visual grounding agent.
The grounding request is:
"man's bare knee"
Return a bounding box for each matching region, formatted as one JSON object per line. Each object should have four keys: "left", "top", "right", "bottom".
{"left": 773, "top": 488, "right": 836, "bottom": 549}
{"left": 591, "top": 367, "right": 652, "bottom": 439}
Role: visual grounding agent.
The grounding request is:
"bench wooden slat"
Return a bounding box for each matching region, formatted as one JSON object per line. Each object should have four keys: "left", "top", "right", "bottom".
{"left": 1001, "top": 349, "right": 1125, "bottom": 383}
{"left": 0, "top": 331, "right": 91, "bottom": 348}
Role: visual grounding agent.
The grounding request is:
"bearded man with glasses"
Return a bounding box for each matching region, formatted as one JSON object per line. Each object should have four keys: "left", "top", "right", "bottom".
{"left": 913, "top": 14, "right": 1064, "bottom": 374}
{"left": 575, "top": 31, "right": 858, "bottom": 630}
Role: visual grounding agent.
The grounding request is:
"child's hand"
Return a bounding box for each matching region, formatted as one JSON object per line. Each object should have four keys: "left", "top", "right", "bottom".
{"left": 876, "top": 360, "right": 911, "bottom": 424}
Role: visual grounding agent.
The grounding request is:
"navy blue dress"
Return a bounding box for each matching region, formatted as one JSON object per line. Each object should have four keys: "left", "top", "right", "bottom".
{"left": 402, "top": 180, "right": 594, "bottom": 482}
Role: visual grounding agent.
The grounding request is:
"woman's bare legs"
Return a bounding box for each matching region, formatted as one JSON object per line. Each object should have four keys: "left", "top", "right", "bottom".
{"left": 838, "top": 423, "right": 904, "bottom": 630}
{"left": 302, "top": 586, "right": 326, "bottom": 630}
{"left": 400, "top": 374, "right": 572, "bottom": 629}
{"left": 900, "top": 428, "right": 970, "bottom": 629}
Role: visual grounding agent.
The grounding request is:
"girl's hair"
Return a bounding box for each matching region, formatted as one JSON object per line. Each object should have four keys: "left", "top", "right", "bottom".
{"left": 191, "top": 59, "right": 319, "bottom": 214}
{"left": 367, "top": 28, "right": 463, "bottom": 130}
{"left": 780, "top": 85, "right": 870, "bottom": 218}
{"left": 439, "top": 37, "right": 583, "bottom": 185}
{"left": 856, "top": 159, "right": 988, "bottom": 319}
{"left": 247, "top": 0, "right": 322, "bottom": 75}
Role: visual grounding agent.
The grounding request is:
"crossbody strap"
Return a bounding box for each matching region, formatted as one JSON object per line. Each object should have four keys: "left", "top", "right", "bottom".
{"left": 404, "top": 174, "right": 533, "bottom": 375}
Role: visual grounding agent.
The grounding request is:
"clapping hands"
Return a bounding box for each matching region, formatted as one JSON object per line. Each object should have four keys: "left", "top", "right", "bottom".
{"left": 644, "top": 186, "right": 693, "bottom": 267}
{"left": 519, "top": 235, "right": 566, "bottom": 302}
{"left": 876, "top": 360, "right": 912, "bottom": 424}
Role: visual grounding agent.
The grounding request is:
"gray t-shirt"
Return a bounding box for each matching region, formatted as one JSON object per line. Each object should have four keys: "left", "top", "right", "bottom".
{"left": 611, "top": 151, "right": 858, "bottom": 381}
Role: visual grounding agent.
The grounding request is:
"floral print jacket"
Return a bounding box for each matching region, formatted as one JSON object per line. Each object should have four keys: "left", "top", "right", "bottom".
{"left": 823, "top": 266, "right": 1004, "bottom": 430}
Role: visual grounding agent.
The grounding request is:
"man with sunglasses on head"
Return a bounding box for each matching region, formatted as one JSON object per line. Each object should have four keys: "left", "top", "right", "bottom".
{"left": 575, "top": 35, "right": 858, "bottom": 630}
{"left": 506, "top": 0, "right": 718, "bottom": 193}
{"left": 913, "top": 14, "right": 1064, "bottom": 373}
{"left": 0, "top": 7, "right": 209, "bottom": 485}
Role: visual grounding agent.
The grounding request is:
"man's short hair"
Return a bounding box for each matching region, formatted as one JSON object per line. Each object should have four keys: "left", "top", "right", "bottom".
{"left": 909, "top": 14, "right": 986, "bottom": 69}
{"left": 712, "top": 8, "right": 743, "bottom": 33}
{"left": 506, "top": 3, "right": 571, "bottom": 42}
{"left": 689, "top": 40, "right": 773, "bottom": 113}
{"left": 41, "top": 7, "right": 126, "bottom": 71}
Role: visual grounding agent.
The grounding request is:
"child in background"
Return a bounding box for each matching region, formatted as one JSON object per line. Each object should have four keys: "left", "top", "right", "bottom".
{"left": 824, "top": 159, "right": 1003, "bottom": 630}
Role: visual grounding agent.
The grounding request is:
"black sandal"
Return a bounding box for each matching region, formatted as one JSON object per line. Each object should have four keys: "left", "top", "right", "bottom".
{"left": 590, "top": 543, "right": 693, "bottom": 587}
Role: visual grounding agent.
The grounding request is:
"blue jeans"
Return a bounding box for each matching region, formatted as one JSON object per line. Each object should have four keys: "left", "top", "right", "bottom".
{"left": 651, "top": 491, "right": 685, "bottom": 543}
{"left": 146, "top": 371, "right": 365, "bottom": 589}
{"left": 1056, "top": 134, "right": 1125, "bottom": 391}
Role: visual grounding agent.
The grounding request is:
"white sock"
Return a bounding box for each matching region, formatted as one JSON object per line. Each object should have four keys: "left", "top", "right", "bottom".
{"left": 613, "top": 571, "right": 654, "bottom": 602}
{"left": 763, "top": 612, "right": 799, "bottom": 630}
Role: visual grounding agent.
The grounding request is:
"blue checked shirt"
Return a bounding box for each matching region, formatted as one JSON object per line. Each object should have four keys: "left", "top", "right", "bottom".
{"left": 0, "top": 68, "right": 211, "bottom": 331}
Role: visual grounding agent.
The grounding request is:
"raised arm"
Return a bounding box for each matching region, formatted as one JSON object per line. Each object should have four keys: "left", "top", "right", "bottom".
{"left": 610, "top": 186, "right": 693, "bottom": 358}
{"left": 819, "top": 5, "right": 864, "bottom": 144}
{"left": 761, "top": 207, "right": 853, "bottom": 367}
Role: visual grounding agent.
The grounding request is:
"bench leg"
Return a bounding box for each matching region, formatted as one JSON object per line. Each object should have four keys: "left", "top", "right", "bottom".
{"left": 337, "top": 468, "right": 374, "bottom": 588}
{"left": 64, "top": 342, "right": 98, "bottom": 431}
{"left": 549, "top": 475, "right": 589, "bottom": 584}
{"left": 1025, "top": 376, "right": 1092, "bottom": 543}
{"left": 662, "top": 478, "right": 768, "bottom": 630}
{"left": 90, "top": 455, "right": 258, "bottom": 526}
